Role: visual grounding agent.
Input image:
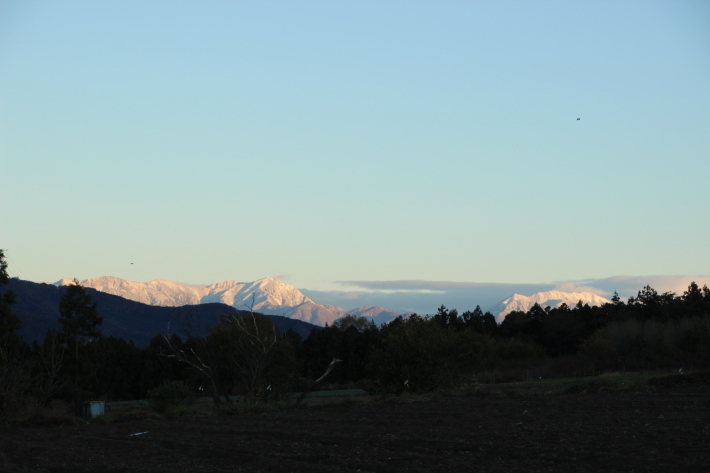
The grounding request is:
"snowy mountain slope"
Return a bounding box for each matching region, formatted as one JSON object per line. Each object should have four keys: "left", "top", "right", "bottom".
{"left": 55, "top": 276, "right": 311, "bottom": 309}
{"left": 344, "top": 306, "right": 402, "bottom": 326}
{"left": 281, "top": 302, "right": 347, "bottom": 327}
{"left": 54, "top": 276, "right": 393, "bottom": 327}
{"left": 490, "top": 290, "right": 612, "bottom": 322}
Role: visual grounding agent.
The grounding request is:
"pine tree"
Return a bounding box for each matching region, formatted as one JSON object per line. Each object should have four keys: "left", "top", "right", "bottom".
{"left": 0, "top": 250, "right": 24, "bottom": 421}
{"left": 611, "top": 291, "right": 621, "bottom": 304}
{"left": 58, "top": 279, "right": 102, "bottom": 411}
{"left": 0, "top": 250, "right": 20, "bottom": 347}
{"left": 58, "top": 279, "right": 102, "bottom": 341}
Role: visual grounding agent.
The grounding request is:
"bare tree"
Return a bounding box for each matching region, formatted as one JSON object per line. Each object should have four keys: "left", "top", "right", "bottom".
{"left": 294, "top": 357, "right": 342, "bottom": 406}
{"left": 0, "top": 347, "right": 29, "bottom": 422}
{"left": 32, "top": 331, "right": 68, "bottom": 415}
{"left": 208, "top": 294, "right": 279, "bottom": 404}
{"left": 160, "top": 329, "right": 228, "bottom": 407}
{"left": 162, "top": 295, "right": 301, "bottom": 406}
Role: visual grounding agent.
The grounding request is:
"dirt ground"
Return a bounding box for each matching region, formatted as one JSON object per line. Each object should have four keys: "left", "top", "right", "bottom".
{"left": 1, "top": 374, "right": 709, "bottom": 473}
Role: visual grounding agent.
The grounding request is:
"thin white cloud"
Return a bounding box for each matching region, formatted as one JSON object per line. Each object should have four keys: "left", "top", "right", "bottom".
{"left": 305, "top": 280, "right": 555, "bottom": 314}
{"left": 335, "top": 280, "right": 552, "bottom": 292}
{"left": 567, "top": 275, "right": 710, "bottom": 299}
{"left": 303, "top": 275, "right": 710, "bottom": 316}
{"left": 553, "top": 281, "right": 610, "bottom": 297}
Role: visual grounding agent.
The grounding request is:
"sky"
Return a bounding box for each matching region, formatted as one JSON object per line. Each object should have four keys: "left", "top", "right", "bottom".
{"left": 2, "top": 1, "right": 709, "bottom": 312}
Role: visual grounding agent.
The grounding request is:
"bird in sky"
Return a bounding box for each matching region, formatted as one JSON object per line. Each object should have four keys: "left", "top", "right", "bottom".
{"left": 577, "top": 118, "right": 581, "bottom": 121}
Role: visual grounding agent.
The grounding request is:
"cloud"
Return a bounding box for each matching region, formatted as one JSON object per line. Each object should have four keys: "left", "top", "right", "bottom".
{"left": 567, "top": 275, "right": 710, "bottom": 299}
{"left": 301, "top": 275, "right": 710, "bottom": 316}
{"left": 305, "top": 280, "right": 556, "bottom": 315}
{"left": 335, "top": 280, "right": 552, "bottom": 292}
{"left": 553, "top": 281, "right": 610, "bottom": 296}
{"left": 302, "top": 288, "right": 488, "bottom": 315}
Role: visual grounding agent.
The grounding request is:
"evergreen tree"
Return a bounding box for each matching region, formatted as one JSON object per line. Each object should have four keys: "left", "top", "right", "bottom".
{"left": 611, "top": 291, "right": 621, "bottom": 304}
{"left": 529, "top": 302, "right": 547, "bottom": 323}
{"left": 682, "top": 282, "right": 707, "bottom": 317}
{"left": 58, "top": 279, "right": 102, "bottom": 342}
{"left": 433, "top": 305, "right": 462, "bottom": 329}
{"left": 0, "top": 250, "right": 26, "bottom": 421}
{"left": 481, "top": 311, "right": 498, "bottom": 335}
{"left": 0, "top": 250, "right": 20, "bottom": 348}
{"left": 58, "top": 279, "right": 102, "bottom": 411}
{"left": 332, "top": 314, "right": 377, "bottom": 332}
{"left": 462, "top": 306, "right": 484, "bottom": 332}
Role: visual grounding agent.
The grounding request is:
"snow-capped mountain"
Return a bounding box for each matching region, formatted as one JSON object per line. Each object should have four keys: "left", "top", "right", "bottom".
{"left": 54, "top": 276, "right": 308, "bottom": 309}
{"left": 345, "top": 306, "right": 403, "bottom": 326}
{"left": 490, "top": 290, "right": 612, "bottom": 322}
{"left": 54, "top": 276, "right": 396, "bottom": 327}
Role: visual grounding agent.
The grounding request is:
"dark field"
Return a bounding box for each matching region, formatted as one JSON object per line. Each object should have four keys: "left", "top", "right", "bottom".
{"left": 2, "top": 374, "right": 709, "bottom": 473}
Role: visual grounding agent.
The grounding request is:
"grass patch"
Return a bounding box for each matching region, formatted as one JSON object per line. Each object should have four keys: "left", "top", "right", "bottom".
{"left": 91, "top": 405, "right": 159, "bottom": 423}
{"left": 147, "top": 381, "right": 196, "bottom": 415}
{"left": 561, "top": 373, "right": 665, "bottom": 394}
{"left": 212, "top": 398, "right": 309, "bottom": 416}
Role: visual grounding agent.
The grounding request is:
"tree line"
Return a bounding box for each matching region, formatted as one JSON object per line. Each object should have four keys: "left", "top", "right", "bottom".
{"left": 1, "top": 250, "right": 709, "bottom": 421}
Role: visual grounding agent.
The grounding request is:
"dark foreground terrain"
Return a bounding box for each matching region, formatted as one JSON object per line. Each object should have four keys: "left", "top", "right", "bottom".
{"left": 2, "top": 374, "right": 709, "bottom": 473}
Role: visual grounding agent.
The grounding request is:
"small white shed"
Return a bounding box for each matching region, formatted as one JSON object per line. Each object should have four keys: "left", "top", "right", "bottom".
{"left": 81, "top": 401, "right": 105, "bottom": 419}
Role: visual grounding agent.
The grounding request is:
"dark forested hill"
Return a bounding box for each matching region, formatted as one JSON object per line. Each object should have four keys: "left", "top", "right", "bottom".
{"left": 5, "top": 279, "right": 317, "bottom": 346}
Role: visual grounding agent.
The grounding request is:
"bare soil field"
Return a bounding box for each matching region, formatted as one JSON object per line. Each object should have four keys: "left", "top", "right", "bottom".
{"left": 2, "top": 373, "right": 709, "bottom": 473}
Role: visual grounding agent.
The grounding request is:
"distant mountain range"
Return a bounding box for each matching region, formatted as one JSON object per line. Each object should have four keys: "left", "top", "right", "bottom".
{"left": 54, "top": 276, "right": 400, "bottom": 327}
{"left": 489, "top": 290, "right": 612, "bottom": 322}
{"left": 8, "top": 279, "right": 318, "bottom": 347}
{"left": 53, "top": 276, "right": 611, "bottom": 325}
{"left": 6, "top": 277, "right": 613, "bottom": 346}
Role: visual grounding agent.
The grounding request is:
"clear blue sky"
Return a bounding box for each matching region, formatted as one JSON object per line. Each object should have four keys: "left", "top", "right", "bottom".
{"left": 2, "top": 0, "right": 709, "bottom": 295}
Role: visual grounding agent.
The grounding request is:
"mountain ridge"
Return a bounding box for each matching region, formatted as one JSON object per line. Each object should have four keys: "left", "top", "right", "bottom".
{"left": 55, "top": 276, "right": 383, "bottom": 326}
{"left": 491, "top": 290, "right": 612, "bottom": 322}
{"left": 53, "top": 277, "right": 614, "bottom": 325}
{"left": 9, "top": 279, "right": 318, "bottom": 346}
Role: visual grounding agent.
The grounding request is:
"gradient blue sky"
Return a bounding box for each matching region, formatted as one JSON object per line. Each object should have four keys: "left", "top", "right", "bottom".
{"left": 2, "top": 1, "right": 709, "bottom": 304}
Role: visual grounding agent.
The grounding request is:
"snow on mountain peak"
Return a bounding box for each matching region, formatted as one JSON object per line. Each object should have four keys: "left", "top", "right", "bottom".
{"left": 492, "top": 290, "right": 612, "bottom": 322}
{"left": 52, "top": 278, "right": 613, "bottom": 328}
{"left": 54, "top": 276, "right": 334, "bottom": 326}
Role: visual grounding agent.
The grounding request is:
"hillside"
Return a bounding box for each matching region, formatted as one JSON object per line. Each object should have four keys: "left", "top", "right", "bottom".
{"left": 7, "top": 279, "right": 318, "bottom": 346}
{"left": 54, "top": 276, "right": 399, "bottom": 326}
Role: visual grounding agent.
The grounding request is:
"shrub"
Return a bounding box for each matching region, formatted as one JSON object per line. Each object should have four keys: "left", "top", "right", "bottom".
{"left": 494, "top": 340, "right": 541, "bottom": 361}
{"left": 372, "top": 315, "right": 492, "bottom": 392}
{"left": 147, "top": 381, "right": 196, "bottom": 414}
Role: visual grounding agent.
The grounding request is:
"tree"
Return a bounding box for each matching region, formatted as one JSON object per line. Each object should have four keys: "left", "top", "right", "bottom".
{"left": 169, "top": 294, "right": 296, "bottom": 406}
{"left": 0, "top": 250, "right": 21, "bottom": 349}
{"left": 373, "top": 314, "right": 491, "bottom": 392}
{"left": 207, "top": 311, "right": 279, "bottom": 404}
{"left": 682, "top": 282, "right": 708, "bottom": 317}
{"left": 633, "top": 285, "right": 675, "bottom": 322}
{"left": 161, "top": 331, "right": 227, "bottom": 406}
{"left": 59, "top": 279, "right": 102, "bottom": 341}
{"left": 332, "top": 314, "right": 376, "bottom": 332}
{"left": 483, "top": 313, "right": 497, "bottom": 333}
{"left": 302, "top": 325, "right": 346, "bottom": 383}
{"left": 611, "top": 291, "right": 621, "bottom": 304}
{"left": 460, "top": 306, "right": 497, "bottom": 335}
{"left": 462, "top": 306, "right": 484, "bottom": 332}
{"left": 529, "top": 303, "right": 547, "bottom": 324}
{"left": 433, "top": 305, "right": 462, "bottom": 329}
{"left": 0, "top": 250, "right": 26, "bottom": 421}
{"left": 58, "top": 279, "right": 102, "bottom": 411}
{"left": 32, "top": 330, "right": 68, "bottom": 413}
{"left": 498, "top": 310, "right": 532, "bottom": 340}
